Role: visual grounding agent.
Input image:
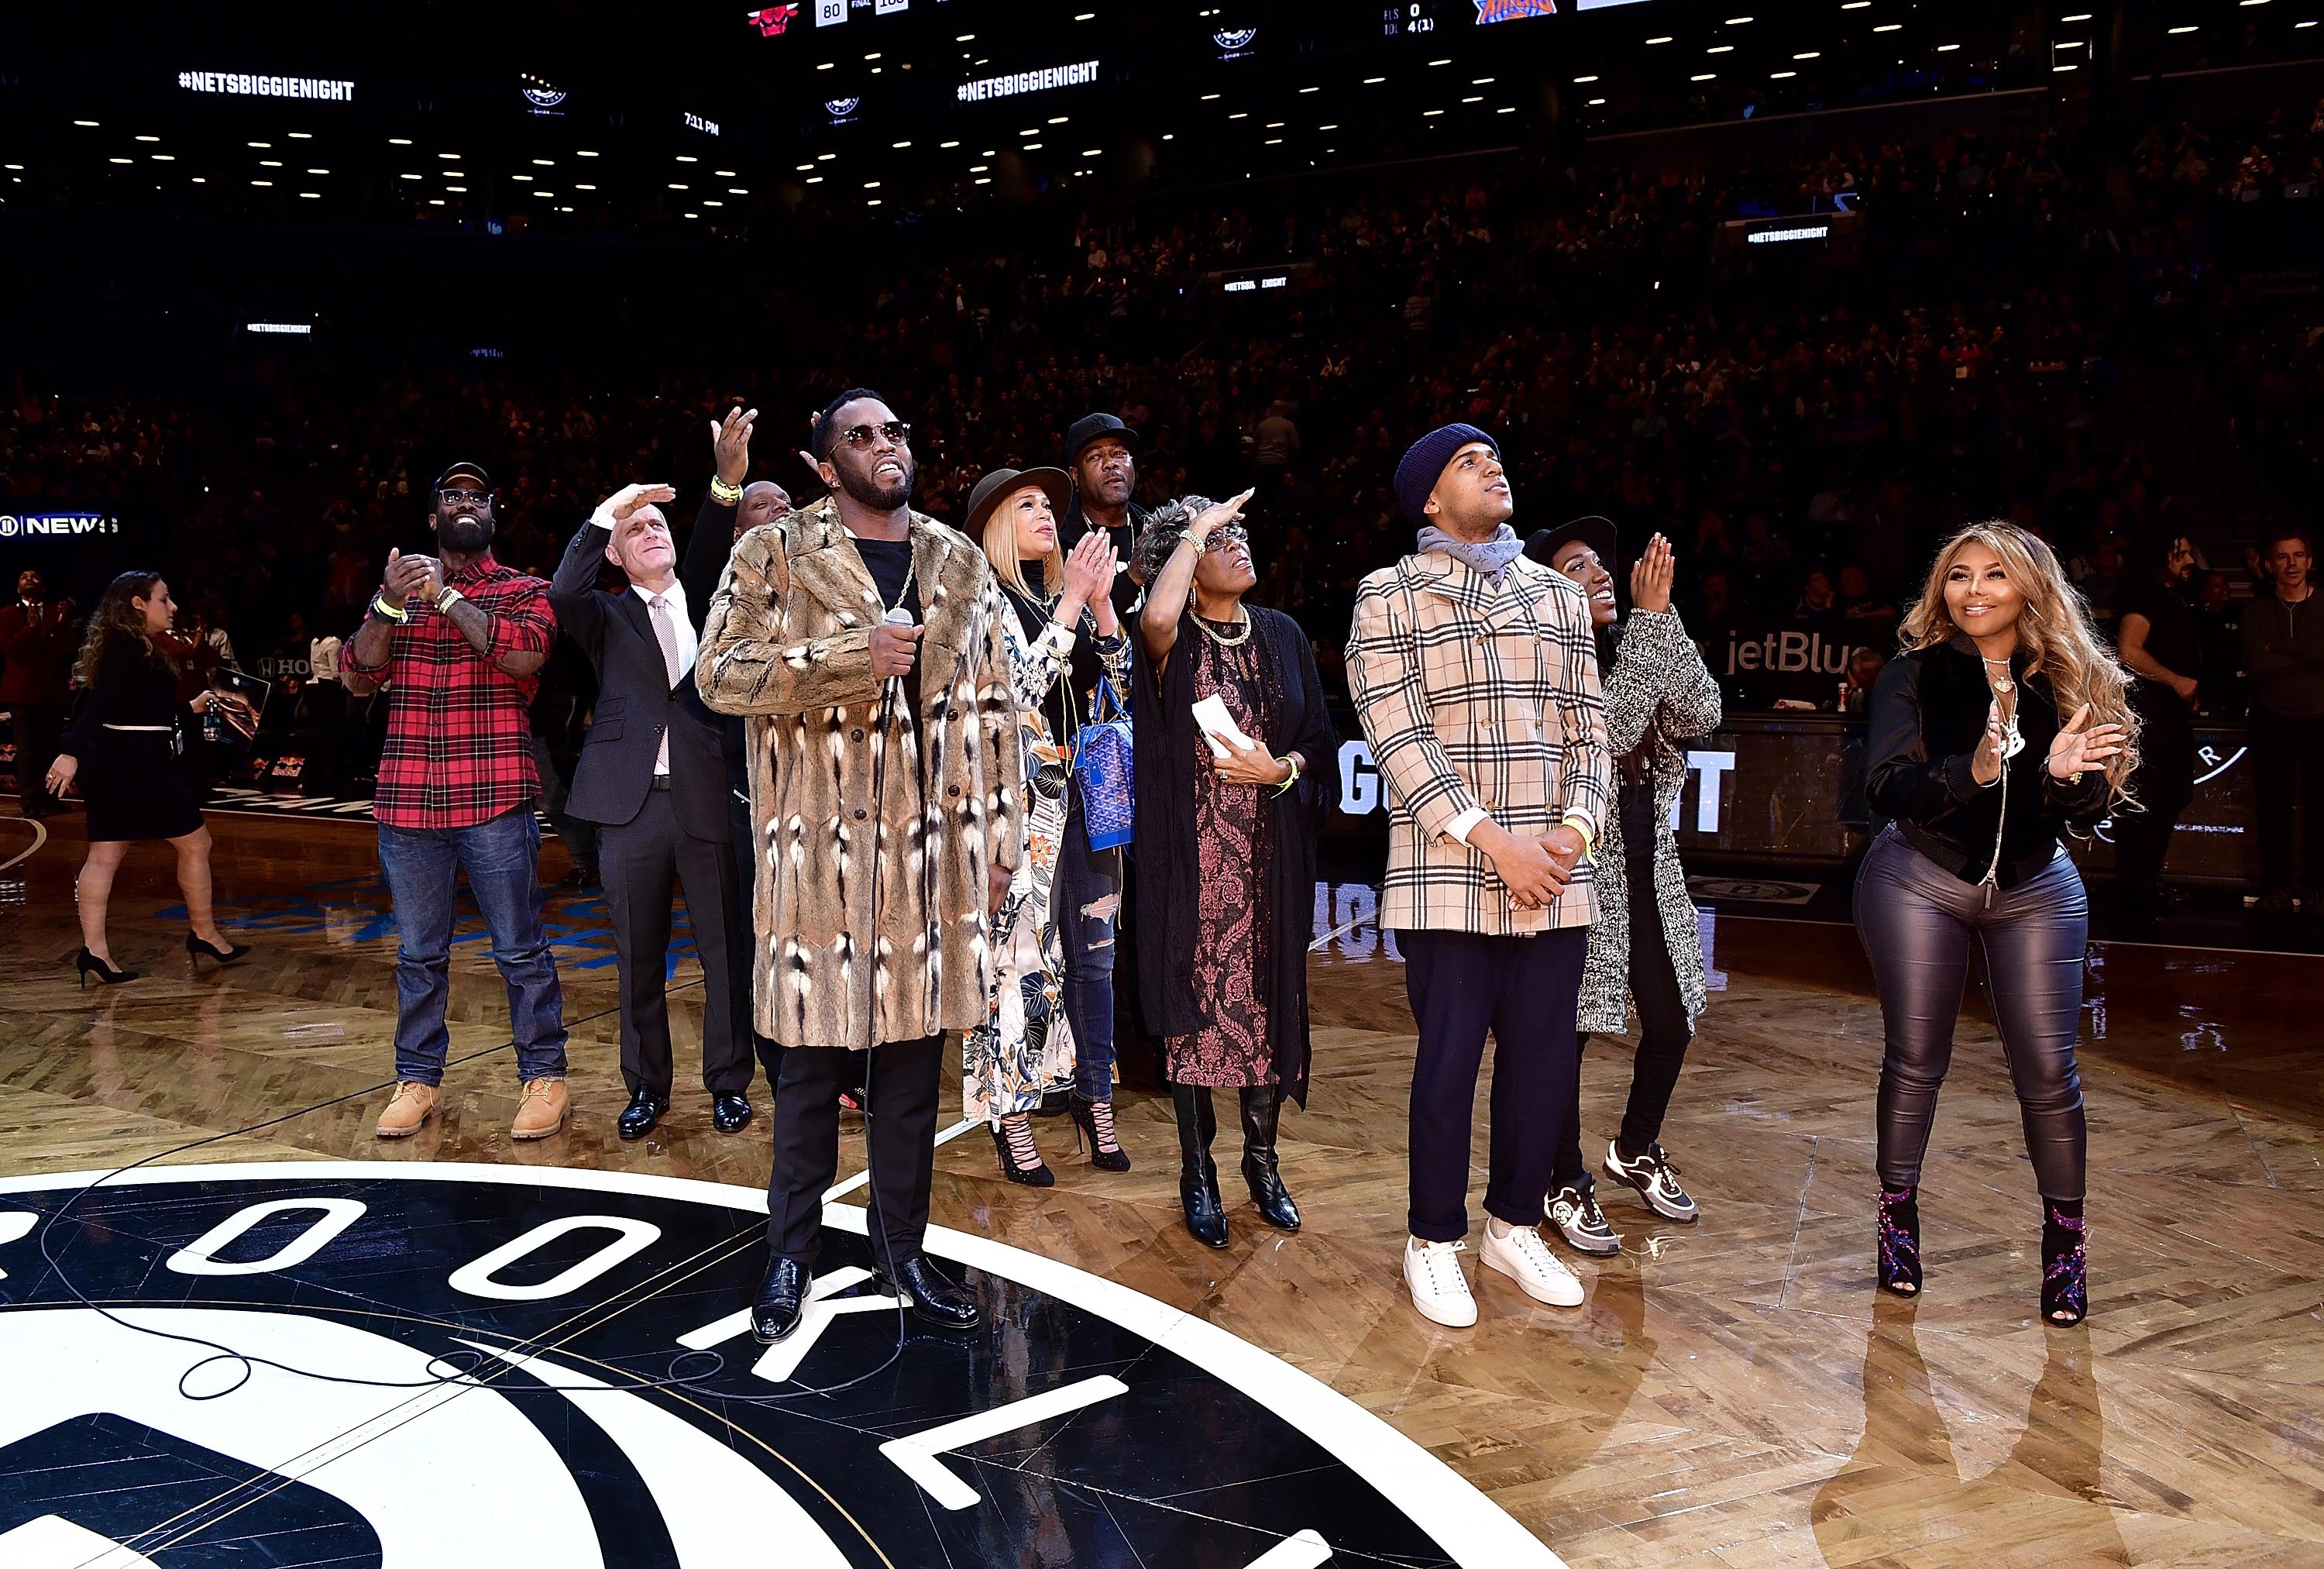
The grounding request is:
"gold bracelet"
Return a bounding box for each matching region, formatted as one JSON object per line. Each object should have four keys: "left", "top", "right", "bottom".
{"left": 435, "top": 586, "right": 465, "bottom": 615}
{"left": 1272, "top": 754, "right": 1303, "bottom": 795}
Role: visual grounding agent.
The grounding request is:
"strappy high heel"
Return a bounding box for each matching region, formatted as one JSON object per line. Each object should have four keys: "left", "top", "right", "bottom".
{"left": 988, "top": 1113, "right": 1055, "bottom": 1187}
{"left": 1069, "top": 1093, "right": 1132, "bottom": 1172}
{"left": 2040, "top": 1202, "right": 2088, "bottom": 1326}
{"left": 1878, "top": 1185, "right": 1923, "bottom": 1298}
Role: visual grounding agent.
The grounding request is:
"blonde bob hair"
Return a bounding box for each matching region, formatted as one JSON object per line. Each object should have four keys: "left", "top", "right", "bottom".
{"left": 1899, "top": 521, "right": 2140, "bottom": 801}
{"left": 977, "top": 483, "right": 1067, "bottom": 601}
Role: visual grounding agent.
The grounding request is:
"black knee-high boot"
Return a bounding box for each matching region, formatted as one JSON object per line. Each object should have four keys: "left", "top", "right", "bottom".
{"left": 1238, "top": 1084, "right": 1301, "bottom": 1233}
{"left": 1172, "top": 1085, "right": 1229, "bottom": 1249}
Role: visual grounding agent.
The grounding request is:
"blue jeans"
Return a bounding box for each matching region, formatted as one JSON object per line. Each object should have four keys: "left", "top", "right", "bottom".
{"left": 377, "top": 806, "right": 569, "bottom": 1086}
{"left": 1057, "top": 789, "right": 1120, "bottom": 1103}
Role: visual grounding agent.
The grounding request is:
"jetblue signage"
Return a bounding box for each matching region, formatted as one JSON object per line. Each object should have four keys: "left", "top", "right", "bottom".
{"left": 956, "top": 60, "right": 1101, "bottom": 103}
{"left": 178, "top": 71, "right": 353, "bottom": 102}
{"left": 1335, "top": 738, "right": 1734, "bottom": 831}
{"left": 0, "top": 511, "right": 121, "bottom": 539}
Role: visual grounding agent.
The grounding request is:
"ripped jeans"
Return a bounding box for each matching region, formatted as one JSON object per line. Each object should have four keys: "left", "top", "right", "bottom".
{"left": 1056, "top": 790, "right": 1122, "bottom": 1103}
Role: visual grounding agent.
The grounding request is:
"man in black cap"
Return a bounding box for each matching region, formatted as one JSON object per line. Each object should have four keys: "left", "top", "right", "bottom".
{"left": 1061, "top": 413, "right": 1147, "bottom": 624}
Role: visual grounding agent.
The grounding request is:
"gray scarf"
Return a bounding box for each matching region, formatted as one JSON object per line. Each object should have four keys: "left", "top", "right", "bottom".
{"left": 1417, "top": 524, "right": 1525, "bottom": 589}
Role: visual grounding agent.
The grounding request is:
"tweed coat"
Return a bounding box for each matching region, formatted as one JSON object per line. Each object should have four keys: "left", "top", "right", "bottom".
{"left": 1578, "top": 608, "right": 1724, "bottom": 1035}
{"left": 1346, "top": 549, "right": 1614, "bottom": 935}
{"left": 697, "top": 497, "right": 1023, "bottom": 1051}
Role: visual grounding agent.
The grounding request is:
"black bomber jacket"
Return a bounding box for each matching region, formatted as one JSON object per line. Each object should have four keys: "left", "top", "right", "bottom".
{"left": 1865, "top": 636, "right": 2113, "bottom": 889}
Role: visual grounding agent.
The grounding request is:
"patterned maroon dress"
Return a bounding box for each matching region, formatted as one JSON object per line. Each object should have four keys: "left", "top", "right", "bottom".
{"left": 1166, "top": 617, "right": 1276, "bottom": 1088}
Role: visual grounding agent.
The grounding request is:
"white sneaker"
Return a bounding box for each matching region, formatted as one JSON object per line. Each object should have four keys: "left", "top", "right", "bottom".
{"left": 1480, "top": 1221, "right": 1586, "bottom": 1307}
{"left": 1403, "top": 1237, "right": 1477, "bottom": 1327}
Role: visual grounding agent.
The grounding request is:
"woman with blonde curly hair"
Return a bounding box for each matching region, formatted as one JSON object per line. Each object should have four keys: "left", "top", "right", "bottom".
{"left": 1856, "top": 523, "right": 2136, "bottom": 1326}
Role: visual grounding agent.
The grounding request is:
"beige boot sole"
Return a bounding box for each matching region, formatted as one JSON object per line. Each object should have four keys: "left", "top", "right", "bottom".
{"left": 374, "top": 1113, "right": 430, "bottom": 1140}
{"left": 511, "top": 1110, "right": 566, "bottom": 1141}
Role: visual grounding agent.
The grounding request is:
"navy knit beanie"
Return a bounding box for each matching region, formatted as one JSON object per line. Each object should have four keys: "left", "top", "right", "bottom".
{"left": 1394, "top": 423, "right": 1498, "bottom": 524}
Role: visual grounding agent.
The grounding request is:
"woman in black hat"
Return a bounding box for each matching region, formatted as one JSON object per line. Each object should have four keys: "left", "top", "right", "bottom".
{"left": 966, "top": 466, "right": 1133, "bottom": 1183}
{"left": 1133, "top": 490, "right": 1339, "bottom": 1248}
{"left": 1522, "top": 520, "right": 1722, "bottom": 1256}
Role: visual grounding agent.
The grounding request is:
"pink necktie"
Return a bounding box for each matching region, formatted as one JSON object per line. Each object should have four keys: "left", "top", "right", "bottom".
{"left": 648, "top": 595, "right": 679, "bottom": 773}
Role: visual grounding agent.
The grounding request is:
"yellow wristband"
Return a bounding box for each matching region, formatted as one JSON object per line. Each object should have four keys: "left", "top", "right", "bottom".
{"left": 370, "top": 594, "right": 407, "bottom": 624}
{"left": 1559, "top": 814, "right": 1596, "bottom": 863}
{"left": 709, "top": 475, "right": 744, "bottom": 504}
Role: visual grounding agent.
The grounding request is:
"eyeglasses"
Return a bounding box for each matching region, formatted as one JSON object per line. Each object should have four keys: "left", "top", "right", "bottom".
{"left": 837, "top": 421, "right": 912, "bottom": 450}
{"left": 438, "top": 487, "right": 493, "bottom": 508}
{"left": 1204, "top": 524, "right": 1249, "bottom": 554}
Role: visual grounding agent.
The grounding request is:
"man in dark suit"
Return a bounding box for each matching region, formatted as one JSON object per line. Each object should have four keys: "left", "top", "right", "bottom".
{"left": 550, "top": 408, "right": 758, "bottom": 1138}
{"left": 2, "top": 570, "right": 77, "bottom": 817}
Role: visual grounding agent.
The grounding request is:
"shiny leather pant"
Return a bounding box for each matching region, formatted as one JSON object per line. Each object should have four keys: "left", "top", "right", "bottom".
{"left": 1854, "top": 829, "right": 2089, "bottom": 1200}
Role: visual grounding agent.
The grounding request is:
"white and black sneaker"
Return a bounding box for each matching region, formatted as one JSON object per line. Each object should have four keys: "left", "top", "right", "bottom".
{"left": 1549, "top": 1183, "right": 1623, "bottom": 1255}
{"left": 1602, "top": 1140, "right": 1699, "bottom": 1223}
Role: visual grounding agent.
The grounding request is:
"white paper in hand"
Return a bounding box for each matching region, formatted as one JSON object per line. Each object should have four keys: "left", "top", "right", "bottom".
{"left": 1191, "top": 693, "right": 1256, "bottom": 759}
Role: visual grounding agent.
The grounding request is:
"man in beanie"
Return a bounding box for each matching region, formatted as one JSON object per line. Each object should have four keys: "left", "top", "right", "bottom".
{"left": 1345, "top": 425, "right": 1613, "bottom": 1327}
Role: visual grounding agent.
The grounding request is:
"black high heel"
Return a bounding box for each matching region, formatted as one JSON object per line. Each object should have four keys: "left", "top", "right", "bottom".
{"left": 1877, "top": 1185, "right": 1923, "bottom": 1298}
{"left": 76, "top": 949, "right": 138, "bottom": 987}
{"left": 2040, "top": 1202, "right": 2088, "bottom": 1326}
{"left": 1069, "top": 1094, "right": 1132, "bottom": 1173}
{"left": 988, "top": 1113, "right": 1055, "bottom": 1187}
{"left": 187, "top": 934, "right": 253, "bottom": 969}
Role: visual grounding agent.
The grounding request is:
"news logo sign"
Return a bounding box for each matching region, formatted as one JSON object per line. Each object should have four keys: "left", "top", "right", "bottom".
{"left": 0, "top": 511, "right": 120, "bottom": 540}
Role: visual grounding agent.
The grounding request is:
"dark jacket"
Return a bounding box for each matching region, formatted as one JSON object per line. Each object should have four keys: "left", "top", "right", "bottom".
{"left": 1062, "top": 494, "right": 1149, "bottom": 628}
{"left": 549, "top": 493, "right": 734, "bottom": 838}
{"left": 0, "top": 600, "right": 76, "bottom": 707}
{"left": 1132, "top": 607, "right": 1339, "bottom": 1101}
{"left": 2240, "top": 590, "right": 2324, "bottom": 720}
{"left": 1865, "top": 637, "right": 2110, "bottom": 889}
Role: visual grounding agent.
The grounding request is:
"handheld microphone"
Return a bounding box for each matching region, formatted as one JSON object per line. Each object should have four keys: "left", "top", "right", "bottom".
{"left": 881, "top": 604, "right": 917, "bottom": 628}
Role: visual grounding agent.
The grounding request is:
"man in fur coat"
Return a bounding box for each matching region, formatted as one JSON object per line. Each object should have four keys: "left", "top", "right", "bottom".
{"left": 700, "top": 389, "right": 1023, "bottom": 1344}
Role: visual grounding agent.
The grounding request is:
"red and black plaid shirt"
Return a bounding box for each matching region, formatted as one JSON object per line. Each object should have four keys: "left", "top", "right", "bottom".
{"left": 343, "top": 552, "right": 557, "bottom": 831}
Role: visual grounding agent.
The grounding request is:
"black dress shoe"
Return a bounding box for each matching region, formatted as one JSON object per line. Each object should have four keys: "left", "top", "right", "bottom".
{"left": 617, "top": 1089, "right": 669, "bottom": 1141}
{"left": 878, "top": 1254, "right": 981, "bottom": 1330}
{"left": 751, "top": 1258, "right": 807, "bottom": 1344}
{"left": 711, "top": 1092, "right": 754, "bottom": 1134}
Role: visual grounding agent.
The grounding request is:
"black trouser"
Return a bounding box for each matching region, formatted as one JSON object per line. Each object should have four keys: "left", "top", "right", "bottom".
{"left": 600, "top": 781, "right": 751, "bottom": 1098}
{"left": 2114, "top": 691, "right": 2194, "bottom": 914}
{"left": 765, "top": 1034, "right": 944, "bottom": 1275}
{"left": 1553, "top": 839, "right": 1692, "bottom": 1191}
{"left": 1854, "top": 829, "right": 2089, "bottom": 1201}
{"left": 2250, "top": 706, "right": 2324, "bottom": 895}
{"left": 1401, "top": 926, "right": 1587, "bottom": 1242}
{"left": 727, "top": 785, "right": 782, "bottom": 1089}
{"left": 10, "top": 699, "right": 63, "bottom": 815}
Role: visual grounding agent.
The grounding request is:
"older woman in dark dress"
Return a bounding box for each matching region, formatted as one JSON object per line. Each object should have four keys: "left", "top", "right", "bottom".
{"left": 1133, "top": 492, "right": 1339, "bottom": 1249}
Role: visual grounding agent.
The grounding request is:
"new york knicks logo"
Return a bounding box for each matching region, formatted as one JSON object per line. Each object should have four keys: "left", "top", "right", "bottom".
{"left": 0, "top": 1163, "right": 1561, "bottom": 1567}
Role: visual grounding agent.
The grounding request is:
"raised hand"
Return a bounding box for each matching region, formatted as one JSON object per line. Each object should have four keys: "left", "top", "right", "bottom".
{"left": 2047, "top": 704, "right": 2124, "bottom": 779}
{"left": 1630, "top": 532, "right": 1676, "bottom": 614}
{"left": 713, "top": 404, "right": 758, "bottom": 487}
{"left": 1189, "top": 487, "right": 1257, "bottom": 546}
{"left": 603, "top": 482, "right": 679, "bottom": 523}
{"left": 1060, "top": 529, "right": 1115, "bottom": 611}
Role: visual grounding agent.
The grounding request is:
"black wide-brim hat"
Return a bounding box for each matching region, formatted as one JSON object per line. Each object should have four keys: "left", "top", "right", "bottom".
{"left": 1064, "top": 412, "right": 1140, "bottom": 463}
{"left": 1523, "top": 514, "right": 1618, "bottom": 571}
{"left": 964, "top": 466, "right": 1074, "bottom": 540}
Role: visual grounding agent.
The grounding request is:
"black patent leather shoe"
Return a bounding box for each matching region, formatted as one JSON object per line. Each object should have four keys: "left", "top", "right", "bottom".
{"left": 751, "top": 1258, "right": 807, "bottom": 1344}
{"left": 879, "top": 1254, "right": 981, "bottom": 1330}
{"left": 711, "top": 1092, "right": 754, "bottom": 1134}
{"left": 617, "top": 1089, "right": 669, "bottom": 1141}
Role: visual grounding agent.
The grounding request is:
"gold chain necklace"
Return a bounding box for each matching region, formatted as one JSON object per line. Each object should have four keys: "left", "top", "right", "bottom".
{"left": 1193, "top": 607, "right": 1252, "bottom": 647}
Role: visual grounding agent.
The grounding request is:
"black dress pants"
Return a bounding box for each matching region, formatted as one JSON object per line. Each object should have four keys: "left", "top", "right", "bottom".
{"left": 1553, "top": 837, "right": 1693, "bottom": 1191}
{"left": 600, "top": 783, "right": 751, "bottom": 1098}
{"left": 765, "top": 1034, "right": 944, "bottom": 1275}
{"left": 2250, "top": 706, "right": 2324, "bottom": 895}
{"left": 727, "top": 785, "right": 783, "bottom": 1089}
{"left": 1401, "top": 926, "right": 1588, "bottom": 1242}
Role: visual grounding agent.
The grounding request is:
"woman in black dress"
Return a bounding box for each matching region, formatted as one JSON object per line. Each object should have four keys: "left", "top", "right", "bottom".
{"left": 45, "top": 572, "right": 252, "bottom": 985}
{"left": 1133, "top": 492, "right": 1339, "bottom": 1249}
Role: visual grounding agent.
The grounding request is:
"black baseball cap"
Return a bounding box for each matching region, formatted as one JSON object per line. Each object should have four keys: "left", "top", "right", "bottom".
{"left": 1064, "top": 413, "right": 1140, "bottom": 463}
{"left": 433, "top": 461, "right": 493, "bottom": 494}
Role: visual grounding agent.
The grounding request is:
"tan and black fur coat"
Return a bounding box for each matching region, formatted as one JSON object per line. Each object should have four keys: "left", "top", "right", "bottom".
{"left": 697, "top": 497, "right": 1023, "bottom": 1051}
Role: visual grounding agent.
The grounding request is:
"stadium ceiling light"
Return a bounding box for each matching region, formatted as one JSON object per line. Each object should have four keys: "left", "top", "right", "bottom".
{"left": 818, "top": 152, "right": 836, "bottom": 160}
{"left": 1202, "top": 92, "right": 1222, "bottom": 99}
{"left": 1708, "top": 44, "right": 1734, "bottom": 53}
{"left": 1024, "top": 140, "right": 1043, "bottom": 148}
{"left": 2168, "top": 23, "right": 2198, "bottom": 30}
{"left": 1265, "top": 121, "right": 1284, "bottom": 128}
{"left": 445, "top": 184, "right": 466, "bottom": 191}
{"left": 669, "top": 181, "right": 688, "bottom": 189}
{"left": 893, "top": 139, "right": 913, "bottom": 147}
{"left": 532, "top": 157, "right": 555, "bottom": 165}
{"left": 191, "top": 176, "right": 205, "bottom": 182}
{"left": 940, "top": 139, "right": 961, "bottom": 147}
{"left": 1229, "top": 111, "right": 1249, "bottom": 119}
{"left": 1645, "top": 36, "right": 1673, "bottom": 45}
{"left": 1462, "top": 95, "right": 1483, "bottom": 102}
{"left": 577, "top": 150, "right": 599, "bottom": 157}
{"left": 716, "top": 169, "right": 736, "bottom": 175}
{"left": 865, "top": 180, "right": 881, "bottom": 188}
{"left": 956, "top": 33, "right": 974, "bottom": 40}
{"left": 425, "top": 197, "right": 440, "bottom": 204}
{"left": 399, "top": 172, "right": 422, "bottom": 180}
{"left": 2240, "top": 0, "right": 2270, "bottom": 6}
{"left": 1423, "top": 108, "right": 1444, "bottom": 115}
{"left": 389, "top": 136, "right": 412, "bottom": 145}
{"left": 2298, "top": 17, "right": 2319, "bottom": 25}
{"left": 975, "top": 176, "right": 991, "bottom": 184}
{"left": 1428, "top": 57, "right": 1451, "bottom": 65}
{"left": 1074, "top": 9, "right": 1095, "bottom": 17}
{"left": 1937, "top": 43, "right": 1961, "bottom": 50}
{"left": 438, "top": 152, "right": 460, "bottom": 160}
{"left": 816, "top": 61, "right": 834, "bottom": 70}
{"left": 5, "top": 163, "right": 22, "bottom": 170}
{"left": 1266, "top": 137, "right": 1282, "bottom": 144}
{"left": 574, "top": 182, "right": 594, "bottom": 190}
{"left": 971, "top": 163, "right": 989, "bottom": 171}
{"left": 2061, "top": 11, "right": 2092, "bottom": 18}
{"left": 796, "top": 162, "right": 813, "bottom": 170}
{"left": 1691, "top": 72, "right": 1717, "bottom": 80}
{"left": 250, "top": 178, "right": 271, "bottom": 185}
{"left": 108, "top": 156, "right": 132, "bottom": 163}
{"left": 1771, "top": 70, "right": 1797, "bottom": 78}
{"left": 535, "top": 188, "right": 554, "bottom": 195}
{"left": 1299, "top": 85, "right": 1319, "bottom": 93}
{"left": 1318, "top": 122, "right": 1338, "bottom": 129}
{"left": 1363, "top": 75, "right": 1386, "bottom": 84}
{"left": 1587, "top": 96, "right": 1607, "bottom": 105}
{"left": 1727, "top": 14, "right": 1755, "bottom": 22}
{"left": 676, "top": 153, "right": 698, "bottom": 162}
{"left": 1841, "top": 1, "right": 1869, "bottom": 7}
{"left": 807, "top": 175, "right": 823, "bottom": 183}
{"left": 136, "top": 134, "right": 160, "bottom": 143}
{"left": 260, "top": 159, "right": 283, "bottom": 167}
{"left": 288, "top": 132, "right": 311, "bottom": 139}
{"left": 1575, "top": 74, "right": 1600, "bottom": 82}
{"left": 2054, "top": 61, "right": 2078, "bottom": 70}
{"left": 1873, "top": 22, "right": 1902, "bottom": 31}
{"left": 1047, "top": 114, "right": 1068, "bottom": 122}
{"left": 1795, "top": 50, "right": 1822, "bottom": 58}
{"left": 704, "top": 198, "right": 723, "bottom": 206}
{"left": 248, "top": 140, "right": 271, "bottom": 148}
{"left": 73, "top": 119, "right": 99, "bottom": 126}
{"left": 1473, "top": 77, "right": 1495, "bottom": 84}
{"left": 1084, "top": 146, "right": 1102, "bottom": 153}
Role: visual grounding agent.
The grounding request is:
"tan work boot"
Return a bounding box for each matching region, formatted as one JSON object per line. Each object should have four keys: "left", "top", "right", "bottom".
{"left": 375, "top": 1082, "right": 440, "bottom": 1139}
{"left": 511, "top": 1077, "right": 569, "bottom": 1141}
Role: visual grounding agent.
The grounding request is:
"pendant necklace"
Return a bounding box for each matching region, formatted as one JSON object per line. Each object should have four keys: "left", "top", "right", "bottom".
{"left": 1985, "top": 656, "right": 2026, "bottom": 758}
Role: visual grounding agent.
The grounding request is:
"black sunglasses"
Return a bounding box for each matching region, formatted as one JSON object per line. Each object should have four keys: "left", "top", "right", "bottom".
{"left": 837, "top": 421, "right": 912, "bottom": 450}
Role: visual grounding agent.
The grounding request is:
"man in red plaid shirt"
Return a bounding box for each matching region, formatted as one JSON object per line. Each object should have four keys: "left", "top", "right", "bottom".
{"left": 342, "top": 462, "right": 572, "bottom": 1141}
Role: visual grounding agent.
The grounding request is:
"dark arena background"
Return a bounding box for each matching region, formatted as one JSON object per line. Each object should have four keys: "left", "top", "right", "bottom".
{"left": 3, "top": 2, "right": 2322, "bottom": 1565}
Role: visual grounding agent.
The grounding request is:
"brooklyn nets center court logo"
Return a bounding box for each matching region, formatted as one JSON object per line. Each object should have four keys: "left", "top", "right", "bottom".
{"left": 0, "top": 1163, "right": 1562, "bottom": 1567}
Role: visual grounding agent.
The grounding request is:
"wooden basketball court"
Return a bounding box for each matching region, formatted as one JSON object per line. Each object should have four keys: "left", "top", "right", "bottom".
{"left": 2, "top": 807, "right": 2317, "bottom": 1567}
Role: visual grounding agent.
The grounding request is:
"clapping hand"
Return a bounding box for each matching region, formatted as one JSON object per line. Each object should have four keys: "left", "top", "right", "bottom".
{"left": 380, "top": 548, "right": 433, "bottom": 611}
{"left": 1059, "top": 530, "right": 1116, "bottom": 614}
{"left": 2047, "top": 704, "right": 2123, "bottom": 780}
{"left": 1972, "top": 698, "right": 2008, "bottom": 786}
{"left": 1630, "top": 533, "right": 1675, "bottom": 614}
